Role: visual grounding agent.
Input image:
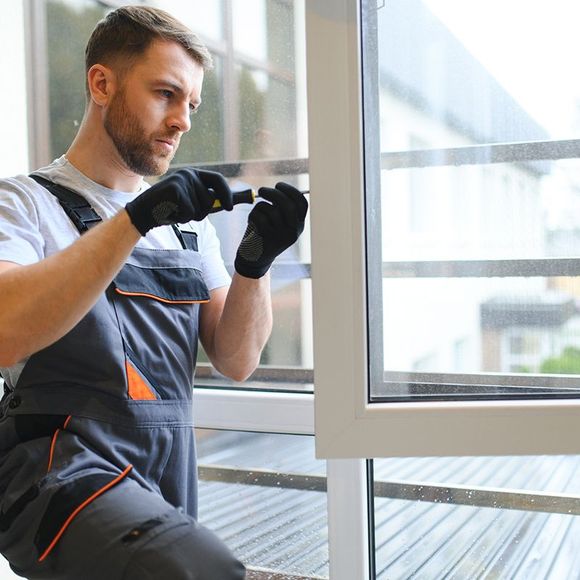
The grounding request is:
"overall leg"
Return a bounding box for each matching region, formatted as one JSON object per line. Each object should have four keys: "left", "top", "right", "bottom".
{"left": 36, "top": 480, "right": 246, "bottom": 580}
{"left": 2, "top": 477, "right": 245, "bottom": 580}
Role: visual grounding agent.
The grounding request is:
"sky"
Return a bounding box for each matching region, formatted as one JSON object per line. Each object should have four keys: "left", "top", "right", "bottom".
{"left": 422, "top": 0, "right": 580, "bottom": 138}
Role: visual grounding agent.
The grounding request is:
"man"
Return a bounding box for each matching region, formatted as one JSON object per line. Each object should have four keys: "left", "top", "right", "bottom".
{"left": 0, "top": 6, "right": 307, "bottom": 579}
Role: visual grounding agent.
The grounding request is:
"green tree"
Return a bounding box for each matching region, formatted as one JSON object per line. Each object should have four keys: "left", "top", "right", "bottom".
{"left": 540, "top": 346, "right": 580, "bottom": 374}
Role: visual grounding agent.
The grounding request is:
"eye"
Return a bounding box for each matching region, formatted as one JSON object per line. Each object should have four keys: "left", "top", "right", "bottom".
{"left": 189, "top": 103, "right": 200, "bottom": 116}
{"left": 159, "top": 89, "right": 174, "bottom": 99}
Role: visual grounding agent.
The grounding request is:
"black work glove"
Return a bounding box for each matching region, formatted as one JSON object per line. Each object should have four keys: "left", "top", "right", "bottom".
{"left": 234, "top": 182, "right": 308, "bottom": 279}
{"left": 125, "top": 168, "right": 233, "bottom": 236}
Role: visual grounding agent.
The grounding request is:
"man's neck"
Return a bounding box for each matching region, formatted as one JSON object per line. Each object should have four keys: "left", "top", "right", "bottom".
{"left": 66, "top": 120, "right": 144, "bottom": 193}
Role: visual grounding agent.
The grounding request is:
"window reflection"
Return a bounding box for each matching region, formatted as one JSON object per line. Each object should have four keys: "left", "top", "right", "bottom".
{"left": 366, "top": 0, "right": 580, "bottom": 398}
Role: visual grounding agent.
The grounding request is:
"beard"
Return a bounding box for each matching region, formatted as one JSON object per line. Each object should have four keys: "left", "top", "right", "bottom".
{"left": 104, "top": 89, "right": 178, "bottom": 177}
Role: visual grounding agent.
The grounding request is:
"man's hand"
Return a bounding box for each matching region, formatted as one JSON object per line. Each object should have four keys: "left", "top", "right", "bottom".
{"left": 234, "top": 182, "right": 308, "bottom": 279}
{"left": 125, "top": 168, "right": 233, "bottom": 236}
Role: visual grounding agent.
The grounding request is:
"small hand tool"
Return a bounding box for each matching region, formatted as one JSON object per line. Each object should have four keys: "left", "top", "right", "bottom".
{"left": 210, "top": 188, "right": 310, "bottom": 212}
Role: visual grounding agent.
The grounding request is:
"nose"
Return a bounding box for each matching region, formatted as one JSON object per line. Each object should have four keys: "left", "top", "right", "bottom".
{"left": 168, "top": 102, "right": 191, "bottom": 134}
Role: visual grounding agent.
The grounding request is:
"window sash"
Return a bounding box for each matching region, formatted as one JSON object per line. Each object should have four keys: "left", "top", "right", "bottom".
{"left": 307, "top": 0, "right": 580, "bottom": 461}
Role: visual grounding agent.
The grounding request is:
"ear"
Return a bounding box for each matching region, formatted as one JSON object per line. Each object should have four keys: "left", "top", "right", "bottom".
{"left": 86, "top": 64, "right": 117, "bottom": 107}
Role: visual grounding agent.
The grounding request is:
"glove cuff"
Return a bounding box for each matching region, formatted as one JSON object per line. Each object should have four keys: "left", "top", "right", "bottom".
{"left": 234, "top": 255, "right": 271, "bottom": 279}
{"left": 125, "top": 200, "right": 151, "bottom": 236}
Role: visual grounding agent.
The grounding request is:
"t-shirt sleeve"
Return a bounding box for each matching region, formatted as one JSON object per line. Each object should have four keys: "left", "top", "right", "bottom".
{"left": 0, "top": 179, "right": 44, "bottom": 266}
{"left": 196, "top": 219, "right": 231, "bottom": 291}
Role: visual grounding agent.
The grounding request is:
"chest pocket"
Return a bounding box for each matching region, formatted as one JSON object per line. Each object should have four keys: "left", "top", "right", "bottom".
{"left": 109, "top": 246, "right": 208, "bottom": 401}
{"left": 29, "top": 174, "right": 210, "bottom": 304}
{"left": 112, "top": 247, "right": 210, "bottom": 304}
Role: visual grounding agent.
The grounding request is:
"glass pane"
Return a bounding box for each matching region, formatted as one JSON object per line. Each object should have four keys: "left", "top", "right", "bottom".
{"left": 44, "top": 1, "right": 311, "bottom": 391}
{"left": 46, "top": 0, "right": 107, "bottom": 158}
{"left": 233, "top": 0, "right": 297, "bottom": 69}
{"left": 373, "top": 456, "right": 580, "bottom": 577}
{"left": 172, "top": 58, "right": 225, "bottom": 165}
{"left": 0, "top": 2, "right": 27, "bottom": 175}
{"left": 198, "top": 172, "right": 312, "bottom": 389}
{"left": 233, "top": 0, "right": 267, "bottom": 60}
{"left": 381, "top": 275, "right": 580, "bottom": 378}
{"left": 158, "top": 0, "right": 223, "bottom": 42}
{"left": 381, "top": 163, "right": 550, "bottom": 263}
{"left": 197, "top": 429, "right": 328, "bottom": 578}
{"left": 364, "top": 0, "right": 580, "bottom": 400}
{"left": 237, "top": 66, "right": 298, "bottom": 161}
{"left": 197, "top": 0, "right": 310, "bottom": 389}
{"left": 376, "top": 0, "right": 580, "bottom": 150}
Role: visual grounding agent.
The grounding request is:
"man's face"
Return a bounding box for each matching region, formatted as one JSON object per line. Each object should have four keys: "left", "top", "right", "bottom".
{"left": 103, "top": 40, "right": 204, "bottom": 177}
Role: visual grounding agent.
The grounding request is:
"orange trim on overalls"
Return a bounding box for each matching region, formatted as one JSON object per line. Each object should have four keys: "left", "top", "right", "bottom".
{"left": 125, "top": 361, "right": 157, "bottom": 401}
{"left": 37, "top": 464, "right": 133, "bottom": 563}
{"left": 47, "top": 416, "right": 73, "bottom": 473}
{"left": 115, "top": 288, "right": 210, "bottom": 304}
{"left": 47, "top": 430, "right": 60, "bottom": 473}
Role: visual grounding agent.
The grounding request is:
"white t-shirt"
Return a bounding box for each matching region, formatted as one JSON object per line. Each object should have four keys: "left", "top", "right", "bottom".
{"left": 0, "top": 156, "right": 231, "bottom": 387}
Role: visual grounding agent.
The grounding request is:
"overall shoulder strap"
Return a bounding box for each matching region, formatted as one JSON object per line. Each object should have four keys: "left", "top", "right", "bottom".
{"left": 30, "top": 174, "right": 197, "bottom": 250}
{"left": 171, "top": 226, "right": 199, "bottom": 251}
{"left": 29, "top": 174, "right": 102, "bottom": 234}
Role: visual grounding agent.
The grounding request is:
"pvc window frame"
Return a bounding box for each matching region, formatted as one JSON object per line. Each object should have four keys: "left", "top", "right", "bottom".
{"left": 307, "top": 0, "right": 580, "bottom": 460}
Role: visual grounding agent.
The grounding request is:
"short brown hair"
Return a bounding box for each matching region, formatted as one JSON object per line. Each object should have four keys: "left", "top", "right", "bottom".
{"left": 85, "top": 6, "right": 213, "bottom": 94}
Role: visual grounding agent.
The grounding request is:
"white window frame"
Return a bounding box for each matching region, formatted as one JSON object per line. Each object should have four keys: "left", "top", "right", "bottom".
{"left": 193, "top": 389, "right": 370, "bottom": 580}
{"left": 307, "top": 0, "right": 580, "bottom": 460}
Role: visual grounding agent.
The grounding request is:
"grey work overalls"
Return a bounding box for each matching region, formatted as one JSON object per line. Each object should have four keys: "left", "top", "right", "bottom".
{"left": 0, "top": 178, "right": 245, "bottom": 579}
